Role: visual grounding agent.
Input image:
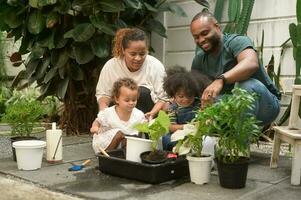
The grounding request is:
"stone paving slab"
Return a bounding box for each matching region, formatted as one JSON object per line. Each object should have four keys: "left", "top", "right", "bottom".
{"left": 1, "top": 135, "right": 301, "bottom": 200}
{"left": 0, "top": 174, "right": 83, "bottom": 200}
{"left": 242, "top": 178, "right": 301, "bottom": 200}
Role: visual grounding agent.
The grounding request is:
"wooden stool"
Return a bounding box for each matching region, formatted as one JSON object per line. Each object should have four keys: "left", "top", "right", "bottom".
{"left": 270, "top": 85, "right": 301, "bottom": 185}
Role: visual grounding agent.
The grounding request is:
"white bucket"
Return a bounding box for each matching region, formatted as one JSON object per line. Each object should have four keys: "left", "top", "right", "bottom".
{"left": 125, "top": 136, "right": 152, "bottom": 163}
{"left": 187, "top": 155, "right": 212, "bottom": 185}
{"left": 13, "top": 140, "right": 46, "bottom": 170}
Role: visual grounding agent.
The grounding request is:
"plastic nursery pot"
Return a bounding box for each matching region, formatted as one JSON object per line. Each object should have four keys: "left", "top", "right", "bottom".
{"left": 12, "top": 140, "right": 46, "bottom": 170}
{"left": 140, "top": 150, "right": 168, "bottom": 164}
{"left": 186, "top": 154, "right": 212, "bottom": 185}
{"left": 10, "top": 136, "right": 39, "bottom": 161}
{"left": 215, "top": 157, "right": 249, "bottom": 189}
{"left": 125, "top": 136, "right": 152, "bottom": 163}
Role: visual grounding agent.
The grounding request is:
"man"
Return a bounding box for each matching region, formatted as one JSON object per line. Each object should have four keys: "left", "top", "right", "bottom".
{"left": 190, "top": 10, "right": 281, "bottom": 126}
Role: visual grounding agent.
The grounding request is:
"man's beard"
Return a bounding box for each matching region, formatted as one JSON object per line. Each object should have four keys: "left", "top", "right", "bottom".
{"left": 199, "top": 33, "right": 221, "bottom": 54}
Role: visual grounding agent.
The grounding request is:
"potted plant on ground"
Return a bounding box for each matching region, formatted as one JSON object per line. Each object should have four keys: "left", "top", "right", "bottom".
{"left": 2, "top": 98, "right": 45, "bottom": 161}
{"left": 206, "top": 86, "right": 261, "bottom": 188}
{"left": 134, "top": 111, "right": 170, "bottom": 164}
{"left": 171, "top": 109, "right": 217, "bottom": 185}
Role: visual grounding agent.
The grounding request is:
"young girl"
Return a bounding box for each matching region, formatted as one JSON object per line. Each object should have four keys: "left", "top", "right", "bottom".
{"left": 90, "top": 78, "right": 145, "bottom": 154}
{"left": 162, "top": 68, "right": 212, "bottom": 151}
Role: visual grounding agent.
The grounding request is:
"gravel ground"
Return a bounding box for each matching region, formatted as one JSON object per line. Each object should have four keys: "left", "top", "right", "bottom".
{"left": 0, "top": 136, "right": 13, "bottom": 158}
{"left": 251, "top": 141, "right": 292, "bottom": 156}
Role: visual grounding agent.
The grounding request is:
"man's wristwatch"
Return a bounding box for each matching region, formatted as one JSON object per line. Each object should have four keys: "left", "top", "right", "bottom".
{"left": 216, "top": 74, "right": 227, "bottom": 84}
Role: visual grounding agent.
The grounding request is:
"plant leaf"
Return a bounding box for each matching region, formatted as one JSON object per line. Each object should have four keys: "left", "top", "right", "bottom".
{"left": 194, "top": 0, "right": 210, "bottom": 8}
{"left": 72, "top": 43, "right": 94, "bottom": 64}
{"left": 43, "top": 67, "right": 57, "bottom": 83}
{"left": 90, "top": 15, "right": 116, "bottom": 35}
{"left": 144, "top": 2, "right": 158, "bottom": 12}
{"left": 4, "top": 7, "right": 23, "bottom": 28}
{"left": 70, "top": 64, "right": 84, "bottom": 81}
{"left": 124, "top": 0, "right": 142, "bottom": 9}
{"left": 90, "top": 36, "right": 110, "bottom": 58}
{"left": 72, "top": 23, "right": 95, "bottom": 42}
{"left": 98, "top": 0, "right": 125, "bottom": 12}
{"left": 158, "top": 2, "right": 187, "bottom": 17}
{"left": 57, "top": 77, "right": 69, "bottom": 99}
{"left": 27, "top": 10, "right": 45, "bottom": 34}
{"left": 145, "top": 19, "right": 167, "bottom": 37}
{"left": 51, "top": 48, "right": 69, "bottom": 68}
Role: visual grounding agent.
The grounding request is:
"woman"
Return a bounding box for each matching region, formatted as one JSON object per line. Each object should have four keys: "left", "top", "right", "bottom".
{"left": 95, "top": 28, "right": 168, "bottom": 119}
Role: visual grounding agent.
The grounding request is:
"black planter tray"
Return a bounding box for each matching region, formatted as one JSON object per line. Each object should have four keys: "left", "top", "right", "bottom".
{"left": 98, "top": 149, "right": 189, "bottom": 184}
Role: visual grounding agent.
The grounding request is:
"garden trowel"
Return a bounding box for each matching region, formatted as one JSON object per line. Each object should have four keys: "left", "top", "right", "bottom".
{"left": 68, "top": 159, "right": 91, "bottom": 171}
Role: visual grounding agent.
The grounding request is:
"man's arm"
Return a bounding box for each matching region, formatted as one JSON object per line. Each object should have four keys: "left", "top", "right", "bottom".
{"left": 223, "top": 48, "right": 259, "bottom": 84}
{"left": 201, "top": 48, "right": 259, "bottom": 104}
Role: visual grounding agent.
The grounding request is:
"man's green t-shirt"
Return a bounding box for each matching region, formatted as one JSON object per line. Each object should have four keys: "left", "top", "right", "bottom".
{"left": 191, "top": 33, "right": 281, "bottom": 99}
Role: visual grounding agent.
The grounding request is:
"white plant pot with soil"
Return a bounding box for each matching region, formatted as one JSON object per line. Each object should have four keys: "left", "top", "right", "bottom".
{"left": 125, "top": 136, "right": 152, "bottom": 163}
{"left": 13, "top": 140, "right": 46, "bottom": 170}
{"left": 187, "top": 154, "right": 212, "bottom": 185}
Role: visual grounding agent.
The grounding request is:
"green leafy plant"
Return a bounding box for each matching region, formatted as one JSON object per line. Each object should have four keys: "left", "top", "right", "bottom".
{"left": 2, "top": 99, "right": 45, "bottom": 137}
{"left": 0, "top": 86, "right": 12, "bottom": 120}
{"left": 173, "top": 87, "right": 260, "bottom": 162}
{"left": 173, "top": 110, "right": 216, "bottom": 158}
{"left": 0, "top": 0, "right": 187, "bottom": 135}
{"left": 210, "top": 86, "right": 261, "bottom": 163}
{"left": 134, "top": 110, "right": 170, "bottom": 151}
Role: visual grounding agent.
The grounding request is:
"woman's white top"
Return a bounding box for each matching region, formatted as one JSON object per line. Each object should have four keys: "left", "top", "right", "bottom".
{"left": 95, "top": 55, "right": 168, "bottom": 103}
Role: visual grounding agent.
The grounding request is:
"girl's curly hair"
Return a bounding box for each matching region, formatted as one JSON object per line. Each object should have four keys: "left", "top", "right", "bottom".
{"left": 112, "top": 28, "right": 149, "bottom": 58}
{"left": 111, "top": 78, "right": 139, "bottom": 103}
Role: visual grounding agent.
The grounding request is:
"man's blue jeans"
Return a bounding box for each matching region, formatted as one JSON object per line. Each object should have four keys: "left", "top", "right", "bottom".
{"left": 236, "top": 78, "right": 280, "bottom": 126}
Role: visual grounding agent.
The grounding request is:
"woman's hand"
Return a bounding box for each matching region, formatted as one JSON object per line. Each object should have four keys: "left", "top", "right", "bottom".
{"left": 145, "top": 112, "right": 155, "bottom": 121}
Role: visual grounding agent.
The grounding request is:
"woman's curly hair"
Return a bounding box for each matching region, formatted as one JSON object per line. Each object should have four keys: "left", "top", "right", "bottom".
{"left": 112, "top": 28, "right": 149, "bottom": 58}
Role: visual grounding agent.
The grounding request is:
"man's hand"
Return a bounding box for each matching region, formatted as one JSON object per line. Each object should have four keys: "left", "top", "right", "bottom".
{"left": 201, "top": 79, "right": 223, "bottom": 108}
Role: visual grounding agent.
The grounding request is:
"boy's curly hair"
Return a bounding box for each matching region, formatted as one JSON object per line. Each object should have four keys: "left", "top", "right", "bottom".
{"left": 112, "top": 28, "right": 149, "bottom": 58}
{"left": 163, "top": 66, "right": 212, "bottom": 98}
{"left": 111, "top": 78, "right": 139, "bottom": 103}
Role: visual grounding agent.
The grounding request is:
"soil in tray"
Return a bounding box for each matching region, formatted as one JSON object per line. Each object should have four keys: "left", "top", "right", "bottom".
{"left": 140, "top": 150, "right": 168, "bottom": 164}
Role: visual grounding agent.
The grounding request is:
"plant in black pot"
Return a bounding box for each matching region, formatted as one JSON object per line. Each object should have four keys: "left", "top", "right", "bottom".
{"left": 2, "top": 98, "right": 45, "bottom": 161}
{"left": 134, "top": 111, "right": 170, "bottom": 164}
{"left": 206, "top": 86, "right": 261, "bottom": 189}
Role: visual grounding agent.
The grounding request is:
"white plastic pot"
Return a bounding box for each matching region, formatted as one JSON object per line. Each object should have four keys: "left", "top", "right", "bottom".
{"left": 187, "top": 154, "right": 212, "bottom": 185}
{"left": 125, "top": 136, "right": 152, "bottom": 163}
{"left": 12, "top": 140, "right": 46, "bottom": 170}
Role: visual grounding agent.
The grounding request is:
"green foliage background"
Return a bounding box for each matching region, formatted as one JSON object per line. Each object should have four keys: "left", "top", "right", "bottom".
{"left": 0, "top": 0, "right": 188, "bottom": 134}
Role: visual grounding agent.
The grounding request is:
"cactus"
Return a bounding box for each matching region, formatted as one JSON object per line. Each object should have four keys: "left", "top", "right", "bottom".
{"left": 279, "top": 0, "right": 301, "bottom": 125}
{"left": 217, "top": 0, "right": 254, "bottom": 35}
{"left": 214, "top": 0, "right": 224, "bottom": 23}
{"left": 236, "top": 0, "right": 254, "bottom": 35}
{"left": 289, "top": 0, "right": 301, "bottom": 78}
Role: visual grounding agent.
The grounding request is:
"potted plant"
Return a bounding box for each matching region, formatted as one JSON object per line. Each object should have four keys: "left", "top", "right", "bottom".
{"left": 134, "top": 111, "right": 170, "bottom": 164}
{"left": 171, "top": 109, "right": 217, "bottom": 185}
{"left": 2, "top": 98, "right": 45, "bottom": 161}
{"left": 206, "top": 86, "right": 261, "bottom": 188}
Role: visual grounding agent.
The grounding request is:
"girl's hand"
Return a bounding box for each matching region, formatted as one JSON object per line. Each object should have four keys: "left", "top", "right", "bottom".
{"left": 90, "top": 126, "right": 100, "bottom": 134}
